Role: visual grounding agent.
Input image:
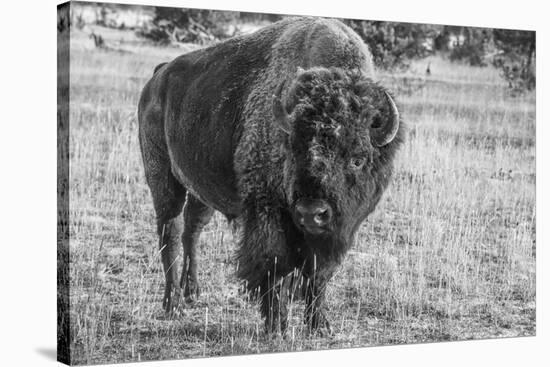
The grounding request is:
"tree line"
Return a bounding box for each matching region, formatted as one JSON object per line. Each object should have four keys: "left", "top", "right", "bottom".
{"left": 105, "top": 7, "right": 537, "bottom": 93}
{"left": 343, "top": 21, "right": 535, "bottom": 92}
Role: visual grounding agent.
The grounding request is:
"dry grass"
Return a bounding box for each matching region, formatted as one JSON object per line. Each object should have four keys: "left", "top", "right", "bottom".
{"left": 64, "top": 25, "right": 535, "bottom": 365}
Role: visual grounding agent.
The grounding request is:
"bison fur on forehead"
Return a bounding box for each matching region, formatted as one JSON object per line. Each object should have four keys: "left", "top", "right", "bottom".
{"left": 287, "top": 67, "right": 367, "bottom": 121}
{"left": 277, "top": 67, "right": 401, "bottom": 148}
{"left": 138, "top": 16, "right": 404, "bottom": 336}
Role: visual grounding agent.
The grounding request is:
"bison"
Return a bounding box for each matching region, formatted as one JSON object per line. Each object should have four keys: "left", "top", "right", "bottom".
{"left": 138, "top": 16, "right": 403, "bottom": 334}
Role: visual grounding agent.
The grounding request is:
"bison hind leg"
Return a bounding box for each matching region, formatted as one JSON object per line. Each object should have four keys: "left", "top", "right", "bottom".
{"left": 141, "top": 128, "right": 187, "bottom": 312}
{"left": 151, "top": 176, "right": 187, "bottom": 313}
{"left": 180, "top": 194, "right": 214, "bottom": 302}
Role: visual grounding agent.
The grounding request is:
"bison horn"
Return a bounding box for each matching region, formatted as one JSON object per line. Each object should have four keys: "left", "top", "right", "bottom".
{"left": 273, "top": 80, "right": 292, "bottom": 134}
{"left": 372, "top": 91, "right": 400, "bottom": 147}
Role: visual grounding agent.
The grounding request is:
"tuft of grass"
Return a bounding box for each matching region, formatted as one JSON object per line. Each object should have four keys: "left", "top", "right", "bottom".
{"left": 66, "top": 26, "right": 535, "bottom": 365}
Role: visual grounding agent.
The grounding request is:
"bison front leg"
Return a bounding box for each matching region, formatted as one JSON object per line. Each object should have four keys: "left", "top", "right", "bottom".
{"left": 304, "top": 281, "right": 331, "bottom": 334}
{"left": 260, "top": 269, "right": 291, "bottom": 334}
{"left": 303, "top": 259, "right": 336, "bottom": 335}
{"left": 236, "top": 214, "right": 290, "bottom": 334}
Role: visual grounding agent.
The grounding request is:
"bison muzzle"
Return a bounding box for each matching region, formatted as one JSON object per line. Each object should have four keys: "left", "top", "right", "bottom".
{"left": 138, "top": 16, "right": 403, "bottom": 335}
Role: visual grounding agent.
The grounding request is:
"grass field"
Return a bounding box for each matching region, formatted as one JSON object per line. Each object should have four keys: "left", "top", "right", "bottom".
{"left": 64, "top": 24, "right": 536, "bottom": 365}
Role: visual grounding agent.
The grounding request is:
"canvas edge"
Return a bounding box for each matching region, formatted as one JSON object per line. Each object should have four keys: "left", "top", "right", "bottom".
{"left": 57, "top": 1, "right": 71, "bottom": 365}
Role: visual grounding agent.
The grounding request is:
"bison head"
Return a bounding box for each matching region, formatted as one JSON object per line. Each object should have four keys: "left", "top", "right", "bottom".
{"left": 273, "top": 67, "right": 400, "bottom": 239}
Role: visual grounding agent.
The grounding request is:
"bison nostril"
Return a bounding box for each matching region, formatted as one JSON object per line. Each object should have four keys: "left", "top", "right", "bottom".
{"left": 295, "top": 199, "right": 332, "bottom": 230}
{"left": 313, "top": 209, "right": 329, "bottom": 225}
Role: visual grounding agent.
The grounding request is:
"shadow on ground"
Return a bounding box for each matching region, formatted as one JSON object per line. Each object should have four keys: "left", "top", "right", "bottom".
{"left": 35, "top": 347, "right": 57, "bottom": 361}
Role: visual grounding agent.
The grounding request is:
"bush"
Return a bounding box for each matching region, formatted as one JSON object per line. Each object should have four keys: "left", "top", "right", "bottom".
{"left": 138, "top": 8, "right": 240, "bottom": 44}
{"left": 492, "top": 29, "right": 535, "bottom": 92}
{"left": 447, "top": 27, "right": 493, "bottom": 67}
{"left": 449, "top": 43, "right": 487, "bottom": 66}
{"left": 343, "top": 20, "right": 441, "bottom": 71}
{"left": 493, "top": 52, "right": 535, "bottom": 92}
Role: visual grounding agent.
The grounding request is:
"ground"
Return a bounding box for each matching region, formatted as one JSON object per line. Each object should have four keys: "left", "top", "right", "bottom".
{"left": 63, "top": 24, "right": 535, "bottom": 365}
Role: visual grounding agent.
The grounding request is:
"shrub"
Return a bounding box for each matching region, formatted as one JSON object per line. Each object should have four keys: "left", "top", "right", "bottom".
{"left": 492, "top": 29, "right": 535, "bottom": 92}
{"left": 343, "top": 20, "right": 442, "bottom": 71}
{"left": 448, "top": 27, "right": 493, "bottom": 67}
{"left": 138, "top": 8, "right": 239, "bottom": 44}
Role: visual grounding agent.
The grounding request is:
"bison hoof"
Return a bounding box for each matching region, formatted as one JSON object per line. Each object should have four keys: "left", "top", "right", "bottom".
{"left": 163, "top": 287, "right": 183, "bottom": 315}
{"left": 314, "top": 322, "right": 333, "bottom": 337}
{"left": 264, "top": 319, "right": 288, "bottom": 336}
{"left": 306, "top": 312, "right": 333, "bottom": 336}
{"left": 183, "top": 279, "right": 200, "bottom": 303}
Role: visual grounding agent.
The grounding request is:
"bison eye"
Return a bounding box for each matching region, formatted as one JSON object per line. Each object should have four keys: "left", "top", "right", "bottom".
{"left": 350, "top": 157, "right": 366, "bottom": 170}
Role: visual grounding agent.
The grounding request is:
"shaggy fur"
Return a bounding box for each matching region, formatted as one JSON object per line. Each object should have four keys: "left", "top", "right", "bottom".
{"left": 138, "top": 17, "right": 404, "bottom": 334}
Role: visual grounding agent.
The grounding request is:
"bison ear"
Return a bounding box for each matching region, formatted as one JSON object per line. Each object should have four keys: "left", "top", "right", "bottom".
{"left": 371, "top": 91, "right": 400, "bottom": 147}
{"left": 272, "top": 80, "right": 292, "bottom": 135}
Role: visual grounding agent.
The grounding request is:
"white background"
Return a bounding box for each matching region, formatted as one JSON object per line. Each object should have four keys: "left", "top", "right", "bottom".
{"left": 0, "top": 0, "right": 546, "bottom": 365}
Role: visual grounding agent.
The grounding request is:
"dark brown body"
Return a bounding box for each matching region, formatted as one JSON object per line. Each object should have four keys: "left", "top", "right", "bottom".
{"left": 138, "top": 17, "right": 402, "bottom": 334}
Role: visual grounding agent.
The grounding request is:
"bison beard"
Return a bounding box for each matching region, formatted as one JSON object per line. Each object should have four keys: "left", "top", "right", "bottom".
{"left": 138, "top": 17, "right": 403, "bottom": 335}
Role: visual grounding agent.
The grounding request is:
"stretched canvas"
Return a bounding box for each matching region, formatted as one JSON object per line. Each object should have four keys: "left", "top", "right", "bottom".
{"left": 57, "top": 1, "right": 536, "bottom": 365}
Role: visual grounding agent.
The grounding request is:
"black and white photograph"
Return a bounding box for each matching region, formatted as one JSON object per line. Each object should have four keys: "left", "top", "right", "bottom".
{"left": 55, "top": 0, "right": 537, "bottom": 365}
